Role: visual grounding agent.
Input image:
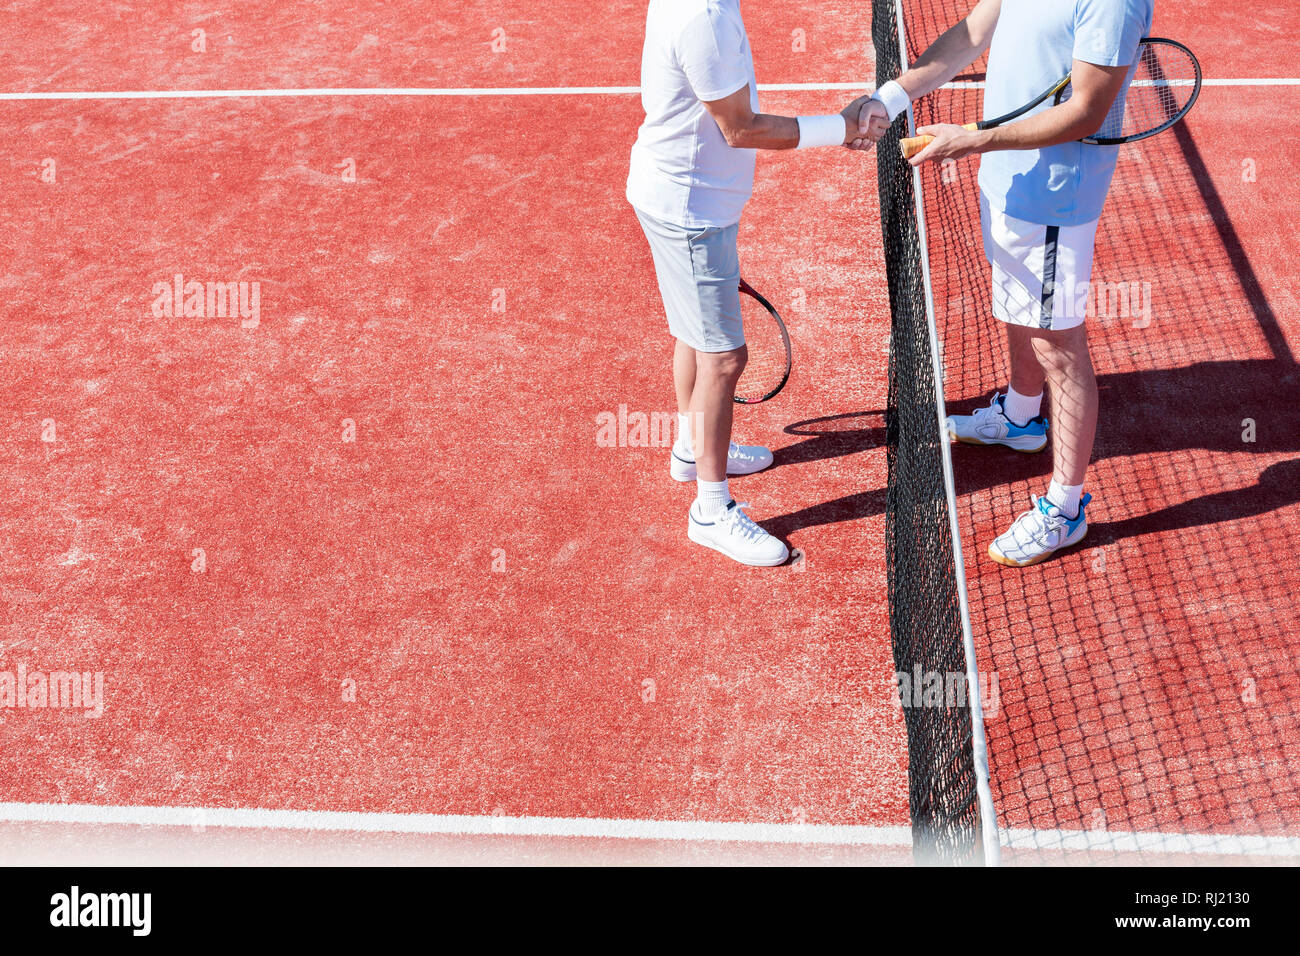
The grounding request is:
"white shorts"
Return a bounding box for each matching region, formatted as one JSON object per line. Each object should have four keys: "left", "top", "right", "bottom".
{"left": 979, "top": 191, "right": 1099, "bottom": 332}
{"left": 634, "top": 207, "right": 745, "bottom": 353}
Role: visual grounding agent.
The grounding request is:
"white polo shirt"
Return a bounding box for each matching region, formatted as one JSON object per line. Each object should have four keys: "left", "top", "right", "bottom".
{"left": 626, "top": 0, "right": 760, "bottom": 228}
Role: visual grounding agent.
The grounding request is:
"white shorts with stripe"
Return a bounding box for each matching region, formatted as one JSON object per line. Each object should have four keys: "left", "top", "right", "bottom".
{"left": 979, "top": 191, "right": 1100, "bottom": 332}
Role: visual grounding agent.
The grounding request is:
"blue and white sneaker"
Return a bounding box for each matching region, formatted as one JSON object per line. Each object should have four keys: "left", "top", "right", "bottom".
{"left": 989, "top": 493, "right": 1093, "bottom": 568}
{"left": 946, "top": 393, "right": 1048, "bottom": 453}
{"left": 670, "top": 441, "right": 774, "bottom": 482}
{"left": 687, "top": 500, "right": 789, "bottom": 567}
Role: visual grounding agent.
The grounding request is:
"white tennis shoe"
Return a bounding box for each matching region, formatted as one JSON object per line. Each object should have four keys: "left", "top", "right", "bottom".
{"left": 671, "top": 442, "right": 774, "bottom": 482}
{"left": 989, "top": 493, "right": 1093, "bottom": 567}
{"left": 947, "top": 393, "right": 1049, "bottom": 453}
{"left": 687, "top": 500, "right": 789, "bottom": 567}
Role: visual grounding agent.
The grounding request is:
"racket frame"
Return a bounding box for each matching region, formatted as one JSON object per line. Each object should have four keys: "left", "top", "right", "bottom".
{"left": 975, "top": 73, "right": 1072, "bottom": 131}
{"left": 1079, "top": 37, "right": 1202, "bottom": 145}
{"left": 899, "top": 37, "right": 1202, "bottom": 157}
{"left": 734, "top": 278, "right": 792, "bottom": 405}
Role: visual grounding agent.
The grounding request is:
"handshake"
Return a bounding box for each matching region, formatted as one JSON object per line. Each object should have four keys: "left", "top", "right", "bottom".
{"left": 840, "top": 95, "right": 893, "bottom": 151}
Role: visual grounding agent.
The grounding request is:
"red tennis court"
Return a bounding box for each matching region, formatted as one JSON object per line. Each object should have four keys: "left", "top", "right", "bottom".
{"left": 0, "top": 0, "right": 1296, "bottom": 865}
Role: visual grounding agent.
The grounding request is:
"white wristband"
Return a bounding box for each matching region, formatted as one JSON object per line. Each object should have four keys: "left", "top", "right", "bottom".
{"left": 870, "top": 80, "right": 911, "bottom": 123}
{"left": 796, "top": 114, "right": 848, "bottom": 149}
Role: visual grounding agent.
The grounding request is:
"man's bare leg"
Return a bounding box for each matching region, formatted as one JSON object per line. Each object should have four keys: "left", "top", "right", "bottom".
{"left": 673, "top": 337, "right": 698, "bottom": 457}
{"left": 674, "top": 338, "right": 697, "bottom": 420}
{"left": 689, "top": 345, "right": 747, "bottom": 483}
{"left": 1032, "top": 323, "right": 1098, "bottom": 503}
{"left": 682, "top": 342, "right": 788, "bottom": 566}
{"left": 1006, "top": 324, "right": 1046, "bottom": 402}
{"left": 987, "top": 322, "right": 1097, "bottom": 566}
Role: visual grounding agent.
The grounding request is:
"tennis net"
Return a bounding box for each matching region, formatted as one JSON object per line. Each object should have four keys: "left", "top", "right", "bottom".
{"left": 873, "top": 0, "right": 997, "bottom": 867}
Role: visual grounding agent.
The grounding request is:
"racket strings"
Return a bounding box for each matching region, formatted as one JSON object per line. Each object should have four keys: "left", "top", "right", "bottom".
{"left": 1094, "top": 41, "right": 1199, "bottom": 140}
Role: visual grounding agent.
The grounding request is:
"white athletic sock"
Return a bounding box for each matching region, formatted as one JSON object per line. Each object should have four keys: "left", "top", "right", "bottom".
{"left": 675, "top": 413, "right": 693, "bottom": 458}
{"left": 1003, "top": 386, "right": 1043, "bottom": 426}
{"left": 695, "top": 478, "right": 731, "bottom": 518}
{"left": 1046, "top": 480, "right": 1084, "bottom": 519}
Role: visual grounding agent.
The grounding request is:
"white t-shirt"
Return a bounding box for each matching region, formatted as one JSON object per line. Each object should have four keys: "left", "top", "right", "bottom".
{"left": 626, "top": 0, "right": 759, "bottom": 228}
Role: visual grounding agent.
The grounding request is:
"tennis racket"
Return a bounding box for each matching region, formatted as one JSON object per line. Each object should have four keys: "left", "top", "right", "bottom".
{"left": 900, "top": 37, "right": 1201, "bottom": 160}
{"left": 734, "top": 279, "right": 792, "bottom": 404}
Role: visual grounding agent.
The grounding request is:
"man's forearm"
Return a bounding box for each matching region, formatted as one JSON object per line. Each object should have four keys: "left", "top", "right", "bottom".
{"left": 897, "top": 0, "right": 1000, "bottom": 100}
{"left": 973, "top": 101, "right": 1103, "bottom": 153}
{"left": 898, "top": 23, "right": 984, "bottom": 100}
{"left": 724, "top": 113, "right": 803, "bottom": 151}
{"left": 708, "top": 84, "right": 863, "bottom": 150}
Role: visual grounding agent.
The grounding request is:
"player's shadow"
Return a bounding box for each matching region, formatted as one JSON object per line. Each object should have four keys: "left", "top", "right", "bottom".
{"left": 948, "top": 354, "right": 1300, "bottom": 510}
{"left": 762, "top": 411, "right": 887, "bottom": 543}
{"left": 771, "top": 410, "right": 886, "bottom": 467}
{"left": 1089, "top": 456, "right": 1300, "bottom": 546}
{"left": 762, "top": 487, "right": 888, "bottom": 545}
{"left": 768, "top": 356, "right": 1300, "bottom": 543}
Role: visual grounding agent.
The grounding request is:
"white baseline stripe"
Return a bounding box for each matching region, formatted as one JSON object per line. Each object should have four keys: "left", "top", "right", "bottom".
{"left": 0, "top": 86, "right": 643, "bottom": 100}
{"left": 2, "top": 802, "right": 1296, "bottom": 859}
{"left": 0, "top": 78, "right": 1294, "bottom": 100}
{"left": 0, "top": 801, "right": 911, "bottom": 847}
{"left": 937, "top": 78, "right": 1300, "bottom": 89}
{"left": 0, "top": 83, "right": 860, "bottom": 101}
{"left": 1204, "top": 78, "right": 1300, "bottom": 85}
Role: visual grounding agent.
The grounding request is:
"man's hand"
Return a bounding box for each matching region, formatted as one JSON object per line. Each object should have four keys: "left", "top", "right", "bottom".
{"left": 908, "top": 123, "right": 987, "bottom": 165}
{"left": 843, "top": 97, "right": 890, "bottom": 151}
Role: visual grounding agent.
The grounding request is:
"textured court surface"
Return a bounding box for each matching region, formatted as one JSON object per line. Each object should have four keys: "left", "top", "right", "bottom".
{"left": 0, "top": 1, "right": 1296, "bottom": 863}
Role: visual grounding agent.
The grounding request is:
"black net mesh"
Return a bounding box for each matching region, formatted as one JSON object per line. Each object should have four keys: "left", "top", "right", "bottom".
{"left": 873, "top": 0, "right": 983, "bottom": 867}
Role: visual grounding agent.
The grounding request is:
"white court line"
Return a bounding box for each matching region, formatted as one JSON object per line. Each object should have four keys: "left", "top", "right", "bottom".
{"left": 0, "top": 86, "right": 640, "bottom": 100}
{"left": 2, "top": 802, "right": 1297, "bottom": 858}
{"left": 0, "top": 78, "right": 1296, "bottom": 100}
{"left": 0, "top": 801, "right": 911, "bottom": 847}
{"left": 0, "top": 83, "right": 856, "bottom": 100}
{"left": 942, "top": 78, "right": 1300, "bottom": 89}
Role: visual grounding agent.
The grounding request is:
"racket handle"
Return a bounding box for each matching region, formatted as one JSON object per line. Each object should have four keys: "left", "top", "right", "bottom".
{"left": 900, "top": 123, "right": 979, "bottom": 160}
